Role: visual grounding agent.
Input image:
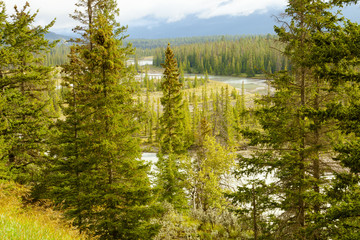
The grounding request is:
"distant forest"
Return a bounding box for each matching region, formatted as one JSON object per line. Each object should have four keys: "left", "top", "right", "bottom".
{"left": 125, "top": 35, "right": 247, "bottom": 49}
{"left": 46, "top": 34, "right": 288, "bottom": 77}
{"left": 152, "top": 35, "right": 288, "bottom": 76}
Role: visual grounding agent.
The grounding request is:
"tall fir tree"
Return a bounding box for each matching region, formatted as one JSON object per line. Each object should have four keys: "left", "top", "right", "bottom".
{"left": 158, "top": 44, "right": 185, "bottom": 154}
{"left": 308, "top": 0, "right": 360, "bottom": 237}
{"left": 235, "top": 1, "right": 342, "bottom": 239}
{"left": 0, "top": 2, "right": 57, "bottom": 182}
{"left": 156, "top": 43, "right": 187, "bottom": 208}
{"left": 0, "top": 1, "right": 8, "bottom": 178}
{"left": 48, "top": 0, "right": 160, "bottom": 238}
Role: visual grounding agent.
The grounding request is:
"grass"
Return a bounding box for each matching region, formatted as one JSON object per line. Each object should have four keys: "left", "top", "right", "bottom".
{"left": 0, "top": 181, "right": 89, "bottom": 240}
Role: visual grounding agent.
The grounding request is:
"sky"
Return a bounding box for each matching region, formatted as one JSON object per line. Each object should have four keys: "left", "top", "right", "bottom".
{"left": 2, "top": 1, "right": 359, "bottom": 38}
{"left": 3, "top": 0, "right": 287, "bottom": 34}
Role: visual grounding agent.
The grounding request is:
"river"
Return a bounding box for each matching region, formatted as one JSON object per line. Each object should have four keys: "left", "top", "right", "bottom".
{"left": 140, "top": 151, "right": 279, "bottom": 192}
{"left": 132, "top": 59, "right": 269, "bottom": 95}
{"left": 138, "top": 72, "right": 269, "bottom": 95}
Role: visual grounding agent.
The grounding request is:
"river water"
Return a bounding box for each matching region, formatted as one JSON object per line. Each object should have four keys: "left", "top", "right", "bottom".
{"left": 139, "top": 72, "right": 269, "bottom": 95}
{"left": 140, "top": 152, "right": 278, "bottom": 193}
{"left": 206, "top": 75, "right": 268, "bottom": 95}
{"left": 133, "top": 59, "right": 269, "bottom": 95}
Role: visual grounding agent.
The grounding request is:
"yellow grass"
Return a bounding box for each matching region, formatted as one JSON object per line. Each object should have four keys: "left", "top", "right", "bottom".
{"left": 0, "top": 181, "right": 89, "bottom": 240}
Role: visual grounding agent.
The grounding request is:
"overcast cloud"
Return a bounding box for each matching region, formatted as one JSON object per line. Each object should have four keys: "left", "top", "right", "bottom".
{"left": 3, "top": 0, "right": 287, "bottom": 31}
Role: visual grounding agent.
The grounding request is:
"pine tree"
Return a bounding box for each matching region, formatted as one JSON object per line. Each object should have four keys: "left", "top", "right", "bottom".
{"left": 156, "top": 43, "right": 187, "bottom": 208}
{"left": 228, "top": 178, "right": 278, "bottom": 240}
{"left": 49, "top": 1, "right": 160, "bottom": 238}
{"left": 0, "top": 2, "right": 57, "bottom": 182}
{"left": 0, "top": 1, "right": 8, "bottom": 178}
{"left": 182, "top": 97, "right": 193, "bottom": 147}
{"left": 221, "top": 86, "right": 235, "bottom": 146}
{"left": 49, "top": 45, "right": 96, "bottom": 232}
{"left": 236, "top": 1, "right": 342, "bottom": 239}
{"left": 158, "top": 43, "right": 186, "bottom": 154}
{"left": 308, "top": 1, "right": 360, "bottom": 237}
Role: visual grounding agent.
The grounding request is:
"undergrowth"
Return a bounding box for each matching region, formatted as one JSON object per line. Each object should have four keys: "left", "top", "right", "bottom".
{"left": 0, "top": 181, "right": 88, "bottom": 240}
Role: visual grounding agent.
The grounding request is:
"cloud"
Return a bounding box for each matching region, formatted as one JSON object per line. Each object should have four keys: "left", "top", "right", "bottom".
{"left": 197, "top": 0, "right": 287, "bottom": 18}
{"left": 3, "top": 0, "right": 76, "bottom": 32}
{"left": 2, "top": 0, "right": 287, "bottom": 31}
{"left": 120, "top": 0, "right": 287, "bottom": 24}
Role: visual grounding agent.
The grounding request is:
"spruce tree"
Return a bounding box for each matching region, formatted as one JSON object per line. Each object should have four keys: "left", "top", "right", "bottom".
{"left": 0, "top": 1, "right": 8, "bottom": 178}
{"left": 0, "top": 2, "right": 57, "bottom": 182}
{"left": 49, "top": 0, "right": 160, "bottom": 238}
{"left": 156, "top": 43, "right": 187, "bottom": 208}
{"left": 235, "top": 1, "right": 342, "bottom": 239}
{"left": 158, "top": 43, "right": 186, "bottom": 154}
{"left": 309, "top": 1, "right": 360, "bottom": 237}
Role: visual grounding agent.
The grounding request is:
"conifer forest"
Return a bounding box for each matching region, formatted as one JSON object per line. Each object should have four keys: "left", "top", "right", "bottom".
{"left": 1, "top": 0, "right": 360, "bottom": 239}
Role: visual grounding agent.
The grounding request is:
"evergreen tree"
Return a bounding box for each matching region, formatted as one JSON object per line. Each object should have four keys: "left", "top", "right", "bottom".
{"left": 220, "top": 86, "right": 235, "bottom": 146}
{"left": 49, "top": 1, "right": 160, "bottom": 238}
{"left": 158, "top": 43, "right": 186, "bottom": 154}
{"left": 182, "top": 97, "right": 193, "bottom": 147}
{"left": 156, "top": 43, "right": 187, "bottom": 208}
{"left": 152, "top": 35, "right": 287, "bottom": 77}
{"left": 0, "top": 1, "right": 8, "bottom": 178}
{"left": 236, "top": 1, "right": 342, "bottom": 239}
{"left": 0, "top": 2, "right": 57, "bottom": 182}
{"left": 228, "top": 177, "right": 278, "bottom": 240}
{"left": 309, "top": 1, "right": 360, "bottom": 237}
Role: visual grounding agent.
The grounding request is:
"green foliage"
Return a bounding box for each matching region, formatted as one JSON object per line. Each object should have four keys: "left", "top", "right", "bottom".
{"left": 228, "top": 174, "right": 279, "bottom": 240}
{"left": 158, "top": 43, "right": 186, "bottom": 154}
{"left": 0, "top": 2, "right": 57, "bottom": 183}
{"left": 47, "top": 1, "right": 161, "bottom": 239}
{"left": 153, "top": 35, "right": 288, "bottom": 76}
{"left": 0, "top": 1, "right": 8, "bottom": 179}
{"left": 308, "top": 1, "right": 360, "bottom": 236}
{"left": 156, "top": 44, "right": 188, "bottom": 209}
{"left": 154, "top": 203, "right": 244, "bottom": 240}
{"left": 317, "top": 173, "right": 360, "bottom": 240}
{"left": 186, "top": 124, "right": 235, "bottom": 212}
{"left": 156, "top": 153, "right": 188, "bottom": 208}
{"left": 2, "top": 0, "right": 360, "bottom": 239}
{"left": 234, "top": 1, "right": 347, "bottom": 239}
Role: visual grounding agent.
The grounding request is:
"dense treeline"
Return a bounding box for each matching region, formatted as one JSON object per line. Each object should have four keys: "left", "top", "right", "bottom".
{"left": 125, "top": 35, "right": 246, "bottom": 49}
{"left": 44, "top": 34, "right": 289, "bottom": 77}
{"left": 1, "top": 0, "right": 360, "bottom": 239}
{"left": 153, "top": 35, "right": 289, "bottom": 76}
{"left": 128, "top": 35, "right": 256, "bottom": 58}
{"left": 44, "top": 43, "right": 70, "bottom": 66}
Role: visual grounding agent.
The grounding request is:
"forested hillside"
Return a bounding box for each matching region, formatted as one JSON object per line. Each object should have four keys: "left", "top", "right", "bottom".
{"left": 125, "top": 35, "right": 246, "bottom": 49}
{"left": 46, "top": 35, "right": 289, "bottom": 78}
{"left": 153, "top": 35, "right": 288, "bottom": 76}
{"left": 1, "top": 0, "right": 360, "bottom": 240}
{"left": 45, "top": 35, "right": 240, "bottom": 66}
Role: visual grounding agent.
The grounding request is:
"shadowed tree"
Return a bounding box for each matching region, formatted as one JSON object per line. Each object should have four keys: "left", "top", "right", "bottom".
{"left": 236, "top": 1, "right": 343, "bottom": 239}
